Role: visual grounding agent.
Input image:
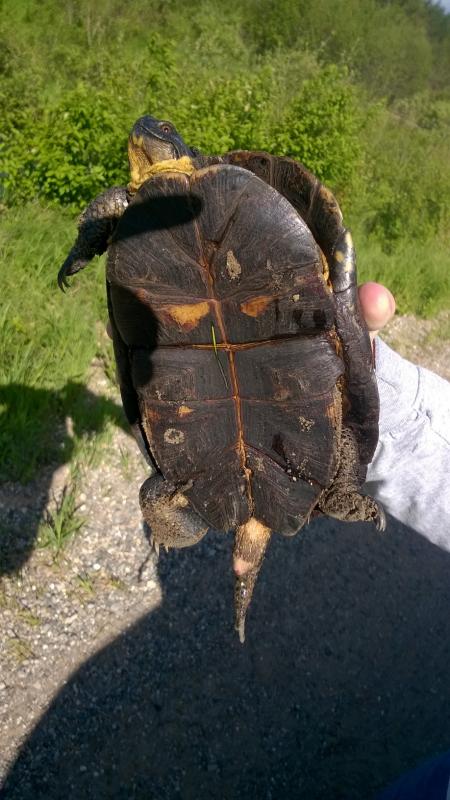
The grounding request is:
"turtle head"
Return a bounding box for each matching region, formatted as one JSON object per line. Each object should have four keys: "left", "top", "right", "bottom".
{"left": 128, "top": 115, "right": 196, "bottom": 190}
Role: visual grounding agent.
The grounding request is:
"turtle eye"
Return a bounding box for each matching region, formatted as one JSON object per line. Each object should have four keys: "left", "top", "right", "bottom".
{"left": 160, "top": 123, "right": 173, "bottom": 134}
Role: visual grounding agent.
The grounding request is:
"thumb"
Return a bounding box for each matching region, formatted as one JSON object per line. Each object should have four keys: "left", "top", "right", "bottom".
{"left": 358, "top": 282, "right": 396, "bottom": 341}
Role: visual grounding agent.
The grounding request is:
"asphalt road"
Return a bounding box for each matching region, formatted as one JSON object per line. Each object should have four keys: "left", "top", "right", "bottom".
{"left": 2, "top": 513, "right": 450, "bottom": 800}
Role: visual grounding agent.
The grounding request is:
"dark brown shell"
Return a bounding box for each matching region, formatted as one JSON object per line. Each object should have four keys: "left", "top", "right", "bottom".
{"left": 107, "top": 162, "right": 374, "bottom": 534}
{"left": 221, "top": 151, "right": 379, "bottom": 471}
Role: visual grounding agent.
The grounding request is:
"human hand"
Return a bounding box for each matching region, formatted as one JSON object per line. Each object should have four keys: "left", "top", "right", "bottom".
{"left": 358, "top": 282, "right": 396, "bottom": 341}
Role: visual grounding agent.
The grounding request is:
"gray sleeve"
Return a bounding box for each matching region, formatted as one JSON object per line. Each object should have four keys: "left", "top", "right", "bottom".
{"left": 365, "top": 337, "right": 450, "bottom": 548}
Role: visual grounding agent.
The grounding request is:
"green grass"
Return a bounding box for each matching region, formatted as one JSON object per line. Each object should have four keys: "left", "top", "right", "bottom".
{"left": 6, "top": 635, "right": 35, "bottom": 663}
{"left": 38, "top": 476, "right": 85, "bottom": 556}
{"left": 356, "top": 233, "right": 450, "bottom": 319}
{"left": 1, "top": 201, "right": 449, "bottom": 485}
{"left": 0, "top": 203, "right": 127, "bottom": 482}
{"left": 17, "top": 607, "right": 42, "bottom": 627}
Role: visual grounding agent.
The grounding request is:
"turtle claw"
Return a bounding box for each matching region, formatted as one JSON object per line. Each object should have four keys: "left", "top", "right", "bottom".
{"left": 57, "top": 255, "right": 90, "bottom": 292}
{"left": 237, "top": 617, "right": 246, "bottom": 645}
{"left": 375, "top": 505, "right": 387, "bottom": 533}
{"left": 57, "top": 271, "right": 68, "bottom": 292}
{"left": 57, "top": 266, "right": 73, "bottom": 292}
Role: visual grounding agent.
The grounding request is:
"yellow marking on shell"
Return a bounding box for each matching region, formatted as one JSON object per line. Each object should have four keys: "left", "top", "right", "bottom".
{"left": 319, "top": 250, "right": 330, "bottom": 288}
{"left": 178, "top": 405, "right": 193, "bottom": 417}
{"left": 164, "top": 301, "right": 209, "bottom": 329}
{"left": 142, "top": 407, "right": 161, "bottom": 443}
{"left": 345, "top": 231, "right": 353, "bottom": 248}
{"left": 127, "top": 156, "right": 194, "bottom": 193}
{"left": 334, "top": 250, "right": 345, "bottom": 263}
{"left": 325, "top": 402, "right": 340, "bottom": 427}
{"left": 146, "top": 408, "right": 161, "bottom": 422}
{"left": 240, "top": 295, "right": 271, "bottom": 318}
{"left": 134, "top": 287, "right": 150, "bottom": 303}
{"left": 319, "top": 186, "right": 343, "bottom": 221}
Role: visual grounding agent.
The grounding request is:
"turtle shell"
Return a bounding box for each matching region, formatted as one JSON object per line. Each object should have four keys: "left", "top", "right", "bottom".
{"left": 107, "top": 163, "right": 358, "bottom": 535}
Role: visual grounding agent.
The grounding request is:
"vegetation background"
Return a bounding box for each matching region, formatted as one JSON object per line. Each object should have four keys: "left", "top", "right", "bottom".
{"left": 1, "top": 0, "right": 449, "bottom": 482}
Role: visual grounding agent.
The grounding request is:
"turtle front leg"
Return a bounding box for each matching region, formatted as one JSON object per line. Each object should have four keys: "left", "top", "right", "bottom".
{"left": 233, "top": 518, "right": 272, "bottom": 644}
{"left": 58, "top": 186, "right": 129, "bottom": 290}
{"left": 139, "top": 474, "right": 209, "bottom": 555}
{"left": 318, "top": 427, "right": 386, "bottom": 531}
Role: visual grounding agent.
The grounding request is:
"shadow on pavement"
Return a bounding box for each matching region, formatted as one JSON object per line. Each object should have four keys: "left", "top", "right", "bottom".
{"left": 2, "top": 515, "right": 450, "bottom": 799}
{"left": 0, "top": 382, "right": 128, "bottom": 576}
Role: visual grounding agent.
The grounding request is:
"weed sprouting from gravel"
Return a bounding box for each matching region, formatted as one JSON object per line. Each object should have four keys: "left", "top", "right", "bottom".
{"left": 16, "top": 607, "right": 41, "bottom": 627}
{"left": 75, "top": 572, "right": 95, "bottom": 595}
{"left": 38, "top": 477, "right": 85, "bottom": 556}
{"left": 7, "top": 636, "right": 35, "bottom": 664}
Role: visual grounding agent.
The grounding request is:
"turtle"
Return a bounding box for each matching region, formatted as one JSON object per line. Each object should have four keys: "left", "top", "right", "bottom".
{"left": 58, "top": 115, "right": 385, "bottom": 643}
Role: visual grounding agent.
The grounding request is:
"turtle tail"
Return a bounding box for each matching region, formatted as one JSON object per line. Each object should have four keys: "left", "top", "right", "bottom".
{"left": 233, "top": 518, "right": 271, "bottom": 644}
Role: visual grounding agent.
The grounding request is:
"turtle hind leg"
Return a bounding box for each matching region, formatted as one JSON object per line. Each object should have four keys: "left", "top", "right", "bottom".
{"left": 139, "top": 474, "right": 209, "bottom": 554}
{"left": 319, "top": 427, "right": 386, "bottom": 531}
{"left": 320, "top": 488, "right": 386, "bottom": 531}
{"left": 233, "top": 518, "right": 272, "bottom": 644}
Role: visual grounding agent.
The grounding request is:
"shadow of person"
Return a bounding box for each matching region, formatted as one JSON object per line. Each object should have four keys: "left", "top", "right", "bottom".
{"left": 1, "top": 190, "right": 204, "bottom": 575}
{"left": 2, "top": 515, "right": 450, "bottom": 799}
{"left": 0, "top": 381, "right": 129, "bottom": 576}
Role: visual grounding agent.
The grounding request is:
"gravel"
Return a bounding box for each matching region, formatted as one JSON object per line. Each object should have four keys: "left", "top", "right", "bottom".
{"left": 1, "top": 317, "right": 449, "bottom": 800}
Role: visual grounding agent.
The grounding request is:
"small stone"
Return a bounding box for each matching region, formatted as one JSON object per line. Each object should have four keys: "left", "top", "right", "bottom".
{"left": 93, "top": 563, "right": 101, "bottom": 571}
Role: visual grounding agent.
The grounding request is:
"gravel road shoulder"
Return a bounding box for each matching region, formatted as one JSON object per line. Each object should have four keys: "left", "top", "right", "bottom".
{"left": 1, "top": 313, "right": 449, "bottom": 799}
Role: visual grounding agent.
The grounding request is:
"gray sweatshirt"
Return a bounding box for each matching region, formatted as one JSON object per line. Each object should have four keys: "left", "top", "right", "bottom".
{"left": 365, "top": 338, "right": 450, "bottom": 547}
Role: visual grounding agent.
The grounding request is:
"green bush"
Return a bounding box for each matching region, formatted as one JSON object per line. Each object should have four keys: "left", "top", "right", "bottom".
{"left": 1, "top": 0, "right": 450, "bottom": 485}
{"left": 0, "top": 204, "right": 118, "bottom": 481}
{"left": 270, "top": 65, "right": 365, "bottom": 191}
{"left": 2, "top": 85, "right": 131, "bottom": 207}
{"left": 350, "top": 100, "right": 450, "bottom": 248}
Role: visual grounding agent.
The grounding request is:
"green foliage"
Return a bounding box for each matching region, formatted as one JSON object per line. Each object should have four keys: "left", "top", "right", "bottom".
{"left": 1, "top": 0, "right": 449, "bottom": 235}
{"left": 38, "top": 474, "right": 85, "bottom": 555}
{"left": 243, "top": 0, "right": 433, "bottom": 99}
{"left": 0, "top": 204, "right": 125, "bottom": 481}
{"left": 350, "top": 99, "right": 450, "bottom": 248}
{"left": 0, "top": 0, "right": 449, "bottom": 484}
{"left": 271, "top": 66, "right": 365, "bottom": 189}
{"left": 2, "top": 86, "right": 130, "bottom": 207}
{"left": 172, "top": 70, "right": 277, "bottom": 154}
{"left": 356, "top": 234, "right": 450, "bottom": 318}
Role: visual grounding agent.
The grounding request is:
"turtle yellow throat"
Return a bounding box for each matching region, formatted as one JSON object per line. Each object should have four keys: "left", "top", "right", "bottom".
{"left": 233, "top": 518, "right": 272, "bottom": 644}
